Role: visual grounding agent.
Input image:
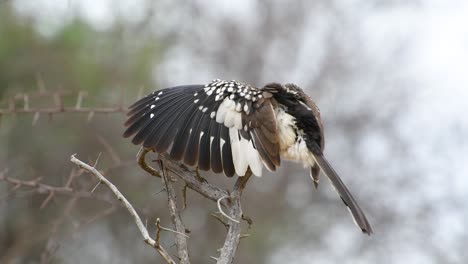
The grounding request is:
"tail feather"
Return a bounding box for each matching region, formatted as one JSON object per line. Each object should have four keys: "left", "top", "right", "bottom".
{"left": 312, "top": 153, "right": 373, "bottom": 235}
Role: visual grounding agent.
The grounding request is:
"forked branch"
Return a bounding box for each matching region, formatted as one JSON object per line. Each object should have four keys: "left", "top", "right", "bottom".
{"left": 70, "top": 155, "right": 176, "bottom": 264}
{"left": 137, "top": 149, "right": 252, "bottom": 264}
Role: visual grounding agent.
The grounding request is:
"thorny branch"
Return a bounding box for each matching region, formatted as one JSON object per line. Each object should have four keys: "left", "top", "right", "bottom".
{"left": 159, "top": 160, "right": 190, "bottom": 264}
{"left": 0, "top": 164, "right": 142, "bottom": 264}
{"left": 0, "top": 89, "right": 126, "bottom": 126}
{"left": 218, "top": 171, "right": 252, "bottom": 264}
{"left": 137, "top": 148, "right": 252, "bottom": 264}
{"left": 0, "top": 168, "right": 140, "bottom": 211}
{"left": 70, "top": 155, "right": 177, "bottom": 264}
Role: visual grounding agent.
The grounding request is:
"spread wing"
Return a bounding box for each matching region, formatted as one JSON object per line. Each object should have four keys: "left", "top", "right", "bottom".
{"left": 123, "top": 79, "right": 280, "bottom": 177}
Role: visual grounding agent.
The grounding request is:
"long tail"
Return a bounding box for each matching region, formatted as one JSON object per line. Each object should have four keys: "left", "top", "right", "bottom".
{"left": 312, "top": 153, "right": 373, "bottom": 235}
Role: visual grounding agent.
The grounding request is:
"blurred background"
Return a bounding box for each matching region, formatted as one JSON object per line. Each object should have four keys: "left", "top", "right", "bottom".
{"left": 1, "top": 0, "right": 467, "bottom": 263}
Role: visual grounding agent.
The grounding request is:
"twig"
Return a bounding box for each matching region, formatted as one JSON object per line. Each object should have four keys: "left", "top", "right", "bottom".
{"left": 159, "top": 225, "right": 189, "bottom": 238}
{"left": 0, "top": 174, "right": 127, "bottom": 208}
{"left": 210, "top": 213, "right": 229, "bottom": 229}
{"left": 159, "top": 160, "right": 190, "bottom": 264}
{"left": 70, "top": 155, "right": 176, "bottom": 264}
{"left": 217, "top": 171, "right": 252, "bottom": 264}
{"left": 96, "top": 134, "right": 122, "bottom": 165}
{"left": 0, "top": 107, "right": 124, "bottom": 115}
{"left": 0, "top": 167, "right": 151, "bottom": 215}
{"left": 40, "top": 191, "right": 55, "bottom": 209}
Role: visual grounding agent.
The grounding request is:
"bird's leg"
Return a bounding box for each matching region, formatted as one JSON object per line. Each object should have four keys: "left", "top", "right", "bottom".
{"left": 195, "top": 167, "right": 207, "bottom": 183}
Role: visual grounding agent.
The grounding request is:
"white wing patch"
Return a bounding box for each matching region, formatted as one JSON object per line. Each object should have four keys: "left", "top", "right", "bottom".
{"left": 216, "top": 98, "right": 242, "bottom": 129}
{"left": 229, "top": 128, "right": 263, "bottom": 177}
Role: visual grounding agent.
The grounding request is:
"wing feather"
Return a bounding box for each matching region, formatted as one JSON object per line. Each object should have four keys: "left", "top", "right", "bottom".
{"left": 130, "top": 95, "right": 190, "bottom": 145}
{"left": 124, "top": 80, "right": 280, "bottom": 177}
{"left": 220, "top": 126, "right": 235, "bottom": 177}
{"left": 197, "top": 118, "right": 213, "bottom": 171}
{"left": 123, "top": 88, "right": 187, "bottom": 138}
{"left": 210, "top": 123, "right": 223, "bottom": 173}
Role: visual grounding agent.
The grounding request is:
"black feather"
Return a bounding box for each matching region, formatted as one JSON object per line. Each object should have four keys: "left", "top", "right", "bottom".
{"left": 123, "top": 88, "right": 187, "bottom": 138}
{"left": 220, "top": 126, "right": 235, "bottom": 177}
{"left": 131, "top": 95, "right": 190, "bottom": 146}
{"left": 152, "top": 86, "right": 205, "bottom": 152}
{"left": 144, "top": 94, "right": 197, "bottom": 151}
{"left": 184, "top": 112, "right": 211, "bottom": 166}
{"left": 198, "top": 118, "right": 214, "bottom": 171}
{"left": 210, "top": 121, "right": 223, "bottom": 173}
{"left": 126, "top": 86, "right": 185, "bottom": 117}
{"left": 169, "top": 109, "right": 202, "bottom": 161}
{"left": 169, "top": 88, "right": 215, "bottom": 161}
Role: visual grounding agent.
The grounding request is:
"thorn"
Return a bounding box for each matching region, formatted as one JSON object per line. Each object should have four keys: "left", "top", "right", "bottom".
{"left": 210, "top": 213, "right": 229, "bottom": 229}
{"left": 53, "top": 92, "right": 64, "bottom": 111}
{"left": 153, "top": 188, "right": 165, "bottom": 197}
{"left": 23, "top": 94, "right": 29, "bottom": 111}
{"left": 75, "top": 91, "right": 84, "bottom": 109}
{"left": 90, "top": 181, "right": 102, "bottom": 193}
{"left": 32, "top": 112, "right": 40, "bottom": 126}
{"left": 157, "top": 222, "right": 189, "bottom": 238}
{"left": 93, "top": 152, "right": 102, "bottom": 167}
{"left": 87, "top": 111, "right": 95, "bottom": 123}
{"left": 36, "top": 73, "right": 46, "bottom": 93}
{"left": 240, "top": 234, "right": 251, "bottom": 239}
{"left": 40, "top": 191, "right": 54, "bottom": 209}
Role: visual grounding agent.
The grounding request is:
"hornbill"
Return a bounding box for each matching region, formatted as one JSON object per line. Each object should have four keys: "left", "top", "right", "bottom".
{"left": 123, "top": 79, "right": 372, "bottom": 235}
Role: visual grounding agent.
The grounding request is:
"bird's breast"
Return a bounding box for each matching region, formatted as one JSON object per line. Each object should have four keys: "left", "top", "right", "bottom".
{"left": 275, "top": 107, "right": 314, "bottom": 167}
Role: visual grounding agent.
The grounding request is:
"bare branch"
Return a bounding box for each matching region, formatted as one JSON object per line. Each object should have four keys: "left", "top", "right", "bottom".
{"left": 159, "top": 160, "right": 190, "bottom": 264}
{"left": 0, "top": 106, "right": 124, "bottom": 115}
{"left": 0, "top": 90, "right": 125, "bottom": 124}
{"left": 217, "top": 171, "right": 252, "bottom": 264}
{"left": 136, "top": 149, "right": 253, "bottom": 264}
{"left": 96, "top": 134, "right": 122, "bottom": 165}
{"left": 70, "top": 155, "right": 176, "bottom": 264}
